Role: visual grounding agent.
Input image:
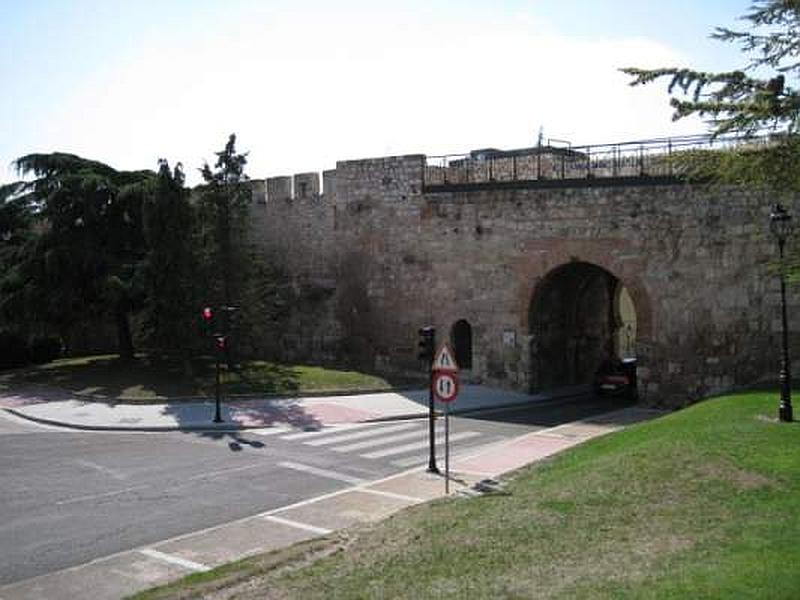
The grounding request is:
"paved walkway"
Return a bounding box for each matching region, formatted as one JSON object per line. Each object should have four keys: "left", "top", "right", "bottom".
{"left": 0, "top": 383, "right": 588, "bottom": 431}
{"left": 0, "top": 405, "right": 662, "bottom": 600}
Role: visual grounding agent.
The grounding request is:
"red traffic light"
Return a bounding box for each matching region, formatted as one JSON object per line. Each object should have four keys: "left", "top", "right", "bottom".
{"left": 202, "top": 307, "right": 213, "bottom": 321}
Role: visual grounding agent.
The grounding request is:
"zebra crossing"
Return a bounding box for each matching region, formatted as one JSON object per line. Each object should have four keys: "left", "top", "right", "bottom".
{"left": 252, "top": 419, "right": 496, "bottom": 468}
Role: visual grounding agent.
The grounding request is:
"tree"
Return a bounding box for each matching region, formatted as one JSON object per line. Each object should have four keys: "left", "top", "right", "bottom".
{"left": 623, "top": 1, "right": 800, "bottom": 137}
{"left": 140, "top": 159, "right": 199, "bottom": 363}
{"left": 6, "top": 153, "right": 154, "bottom": 359}
{"left": 0, "top": 182, "right": 36, "bottom": 332}
{"left": 198, "top": 134, "right": 252, "bottom": 309}
{"left": 624, "top": 0, "right": 800, "bottom": 277}
{"left": 195, "top": 134, "right": 287, "bottom": 361}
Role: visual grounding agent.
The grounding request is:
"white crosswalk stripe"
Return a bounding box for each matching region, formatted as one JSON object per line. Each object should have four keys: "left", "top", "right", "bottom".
{"left": 305, "top": 422, "right": 418, "bottom": 447}
{"left": 278, "top": 423, "right": 364, "bottom": 441}
{"left": 362, "top": 431, "right": 482, "bottom": 459}
{"left": 333, "top": 428, "right": 428, "bottom": 453}
{"left": 261, "top": 419, "right": 492, "bottom": 466}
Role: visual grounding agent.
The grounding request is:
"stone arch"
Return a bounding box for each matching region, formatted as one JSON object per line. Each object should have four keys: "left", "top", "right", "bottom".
{"left": 516, "top": 241, "right": 653, "bottom": 346}
{"left": 528, "top": 261, "right": 641, "bottom": 391}
{"left": 450, "top": 319, "right": 473, "bottom": 370}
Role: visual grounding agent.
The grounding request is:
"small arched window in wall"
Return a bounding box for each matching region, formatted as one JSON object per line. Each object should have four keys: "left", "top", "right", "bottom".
{"left": 451, "top": 319, "right": 473, "bottom": 370}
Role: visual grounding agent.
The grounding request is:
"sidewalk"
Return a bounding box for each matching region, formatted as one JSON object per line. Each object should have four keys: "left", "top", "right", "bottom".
{"left": 0, "top": 405, "right": 663, "bottom": 600}
{"left": 0, "top": 383, "right": 589, "bottom": 432}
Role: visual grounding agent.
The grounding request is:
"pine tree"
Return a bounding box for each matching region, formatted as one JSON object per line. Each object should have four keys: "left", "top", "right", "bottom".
{"left": 623, "top": 1, "right": 800, "bottom": 136}
{"left": 141, "top": 160, "right": 199, "bottom": 362}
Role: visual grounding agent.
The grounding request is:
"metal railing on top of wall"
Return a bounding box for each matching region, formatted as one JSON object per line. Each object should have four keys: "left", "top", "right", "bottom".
{"left": 423, "top": 134, "right": 768, "bottom": 188}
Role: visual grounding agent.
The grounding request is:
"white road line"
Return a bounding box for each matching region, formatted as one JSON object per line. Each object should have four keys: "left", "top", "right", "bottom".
{"left": 139, "top": 549, "right": 210, "bottom": 572}
{"left": 262, "top": 515, "right": 333, "bottom": 535}
{"left": 305, "top": 422, "right": 418, "bottom": 446}
{"left": 357, "top": 488, "right": 425, "bottom": 503}
{"left": 333, "top": 429, "right": 426, "bottom": 453}
{"left": 185, "top": 461, "right": 270, "bottom": 482}
{"left": 250, "top": 426, "right": 293, "bottom": 436}
{"left": 277, "top": 461, "right": 367, "bottom": 485}
{"left": 362, "top": 431, "right": 481, "bottom": 459}
{"left": 390, "top": 456, "right": 427, "bottom": 468}
{"left": 280, "top": 423, "right": 364, "bottom": 441}
{"left": 74, "top": 459, "right": 128, "bottom": 481}
{"left": 55, "top": 484, "right": 151, "bottom": 506}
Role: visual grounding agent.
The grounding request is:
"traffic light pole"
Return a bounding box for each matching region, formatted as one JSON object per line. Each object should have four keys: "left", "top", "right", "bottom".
{"left": 418, "top": 326, "right": 439, "bottom": 475}
{"left": 427, "top": 362, "right": 439, "bottom": 474}
{"left": 214, "top": 349, "right": 222, "bottom": 423}
{"left": 203, "top": 306, "right": 228, "bottom": 424}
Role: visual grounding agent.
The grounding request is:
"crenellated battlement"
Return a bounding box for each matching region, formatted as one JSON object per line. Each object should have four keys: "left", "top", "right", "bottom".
{"left": 259, "top": 154, "right": 425, "bottom": 205}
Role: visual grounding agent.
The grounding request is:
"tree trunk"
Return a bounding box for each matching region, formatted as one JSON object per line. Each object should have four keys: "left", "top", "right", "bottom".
{"left": 115, "top": 307, "right": 135, "bottom": 361}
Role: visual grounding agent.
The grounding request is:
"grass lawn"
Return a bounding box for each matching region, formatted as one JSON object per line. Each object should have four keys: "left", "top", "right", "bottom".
{"left": 0, "top": 354, "right": 408, "bottom": 401}
{"left": 130, "top": 390, "right": 800, "bottom": 599}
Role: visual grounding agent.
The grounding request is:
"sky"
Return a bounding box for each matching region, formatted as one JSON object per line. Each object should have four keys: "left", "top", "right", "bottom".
{"left": 1, "top": 0, "right": 750, "bottom": 186}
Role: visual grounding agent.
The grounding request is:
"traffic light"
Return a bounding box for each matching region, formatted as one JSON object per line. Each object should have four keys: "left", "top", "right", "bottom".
{"left": 215, "top": 335, "right": 226, "bottom": 351}
{"left": 418, "top": 326, "right": 435, "bottom": 364}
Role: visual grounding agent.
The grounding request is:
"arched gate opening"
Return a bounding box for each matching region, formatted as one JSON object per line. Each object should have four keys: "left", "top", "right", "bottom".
{"left": 529, "top": 262, "right": 637, "bottom": 392}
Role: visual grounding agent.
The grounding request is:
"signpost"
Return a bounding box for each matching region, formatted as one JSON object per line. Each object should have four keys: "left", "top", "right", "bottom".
{"left": 432, "top": 344, "right": 458, "bottom": 494}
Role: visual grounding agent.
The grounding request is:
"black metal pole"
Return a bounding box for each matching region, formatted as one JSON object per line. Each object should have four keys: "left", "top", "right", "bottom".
{"left": 778, "top": 238, "right": 794, "bottom": 422}
{"left": 427, "top": 363, "right": 439, "bottom": 473}
{"left": 444, "top": 402, "right": 450, "bottom": 494}
{"left": 214, "top": 348, "right": 223, "bottom": 423}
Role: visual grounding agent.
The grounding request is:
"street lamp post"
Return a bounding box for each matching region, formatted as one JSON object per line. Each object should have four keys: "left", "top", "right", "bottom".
{"left": 770, "top": 204, "right": 794, "bottom": 422}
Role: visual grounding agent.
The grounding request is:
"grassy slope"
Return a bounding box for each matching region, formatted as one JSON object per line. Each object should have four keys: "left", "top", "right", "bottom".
{"left": 0, "top": 354, "right": 400, "bottom": 401}
{"left": 133, "top": 391, "right": 800, "bottom": 599}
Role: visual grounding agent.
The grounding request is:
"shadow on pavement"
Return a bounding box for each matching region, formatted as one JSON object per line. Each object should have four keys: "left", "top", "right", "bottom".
{"left": 158, "top": 397, "right": 324, "bottom": 450}
{"left": 462, "top": 392, "right": 641, "bottom": 428}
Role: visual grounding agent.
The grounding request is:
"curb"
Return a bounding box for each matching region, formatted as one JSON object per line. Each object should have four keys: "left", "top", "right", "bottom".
{"left": 63, "top": 385, "right": 427, "bottom": 405}
{"left": 2, "top": 407, "right": 267, "bottom": 433}
{"left": 2, "top": 391, "right": 596, "bottom": 433}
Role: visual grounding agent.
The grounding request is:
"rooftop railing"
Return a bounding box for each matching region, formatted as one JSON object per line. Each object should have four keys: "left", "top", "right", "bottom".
{"left": 423, "top": 134, "right": 768, "bottom": 189}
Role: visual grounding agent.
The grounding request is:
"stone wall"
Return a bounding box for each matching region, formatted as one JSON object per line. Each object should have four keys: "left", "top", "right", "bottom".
{"left": 248, "top": 153, "right": 800, "bottom": 407}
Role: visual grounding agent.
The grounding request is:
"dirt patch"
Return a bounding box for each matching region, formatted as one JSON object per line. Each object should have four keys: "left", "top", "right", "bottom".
{"left": 696, "top": 460, "right": 776, "bottom": 491}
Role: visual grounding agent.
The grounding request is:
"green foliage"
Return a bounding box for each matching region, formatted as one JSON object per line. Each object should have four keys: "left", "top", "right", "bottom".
{"left": 140, "top": 160, "right": 199, "bottom": 358}
{"left": 194, "top": 134, "right": 283, "bottom": 361}
{"left": 2, "top": 153, "right": 156, "bottom": 359}
{"left": 672, "top": 135, "right": 800, "bottom": 190}
{"left": 1, "top": 134, "right": 284, "bottom": 364}
{"left": 197, "top": 134, "right": 253, "bottom": 308}
{"left": 623, "top": 1, "right": 800, "bottom": 135}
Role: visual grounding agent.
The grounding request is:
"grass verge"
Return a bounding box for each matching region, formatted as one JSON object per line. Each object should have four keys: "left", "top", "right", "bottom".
{"left": 0, "top": 354, "right": 410, "bottom": 401}
{"left": 130, "top": 390, "right": 800, "bottom": 599}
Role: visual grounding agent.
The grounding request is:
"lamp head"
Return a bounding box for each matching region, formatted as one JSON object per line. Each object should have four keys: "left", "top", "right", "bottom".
{"left": 770, "top": 204, "right": 793, "bottom": 243}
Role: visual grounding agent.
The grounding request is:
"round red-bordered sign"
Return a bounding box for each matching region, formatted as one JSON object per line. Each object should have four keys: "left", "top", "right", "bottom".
{"left": 433, "top": 371, "right": 459, "bottom": 403}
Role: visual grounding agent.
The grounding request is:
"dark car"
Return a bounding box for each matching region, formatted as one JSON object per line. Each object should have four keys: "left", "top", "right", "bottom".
{"left": 594, "top": 357, "right": 637, "bottom": 399}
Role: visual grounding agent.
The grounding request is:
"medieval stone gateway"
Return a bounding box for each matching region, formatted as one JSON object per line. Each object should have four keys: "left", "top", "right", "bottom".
{"left": 249, "top": 137, "right": 798, "bottom": 407}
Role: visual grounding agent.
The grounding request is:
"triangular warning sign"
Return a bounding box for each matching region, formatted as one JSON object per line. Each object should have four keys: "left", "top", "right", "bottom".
{"left": 433, "top": 344, "right": 459, "bottom": 372}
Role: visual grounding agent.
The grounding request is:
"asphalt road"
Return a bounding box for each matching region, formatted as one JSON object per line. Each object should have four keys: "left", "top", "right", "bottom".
{"left": 0, "top": 394, "right": 627, "bottom": 585}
